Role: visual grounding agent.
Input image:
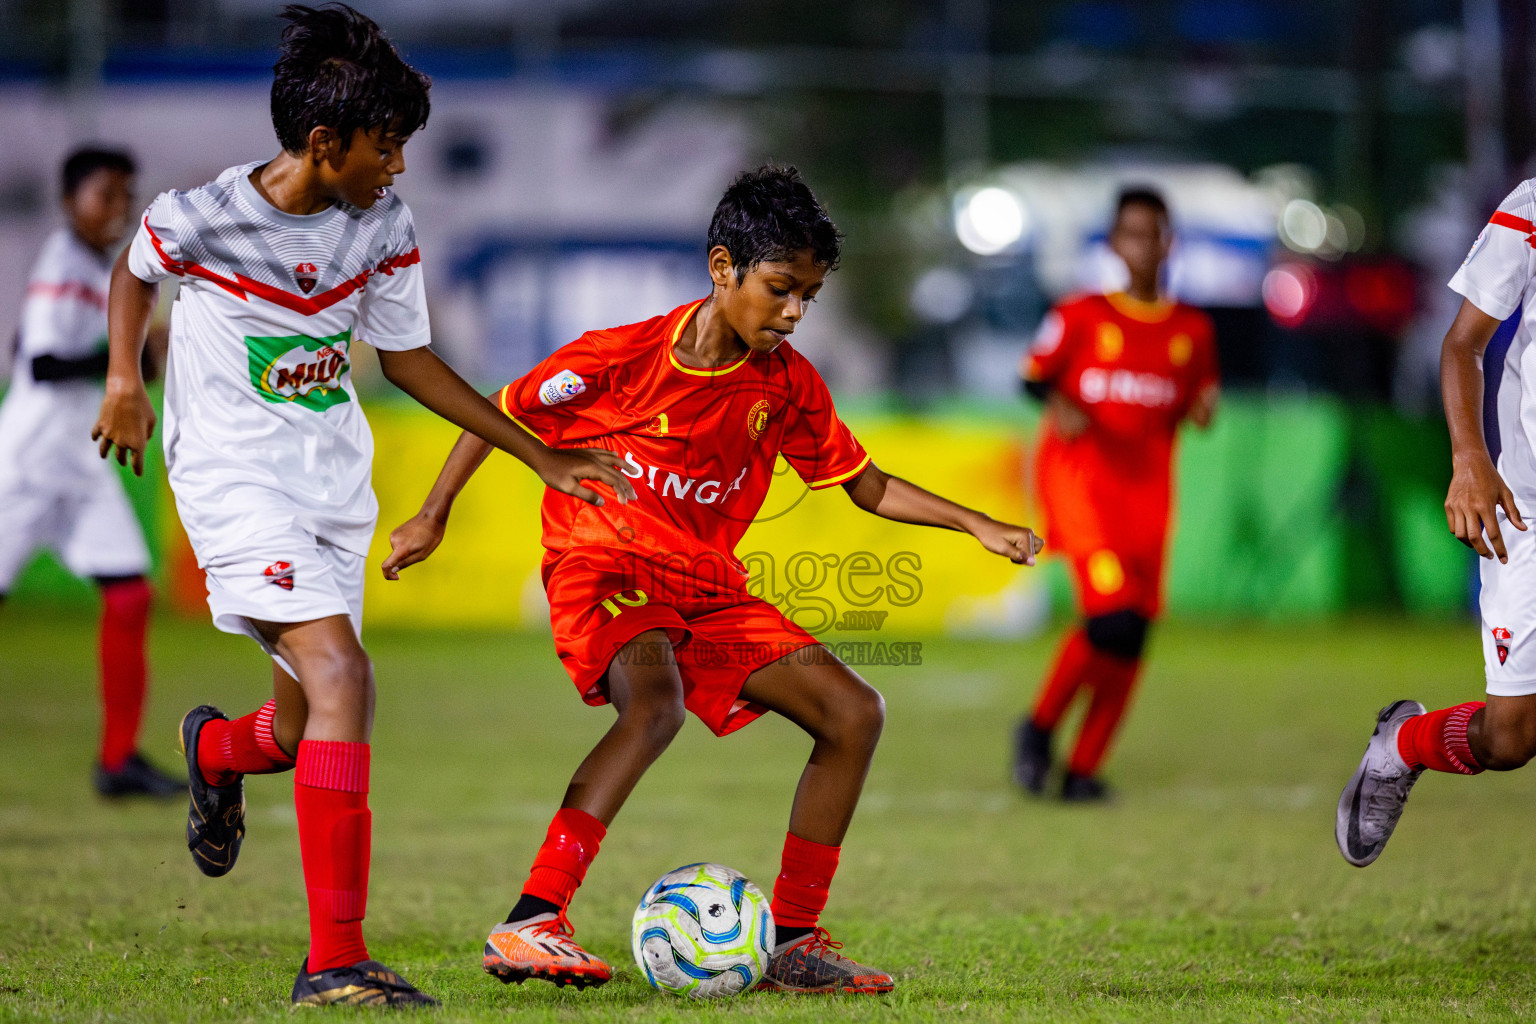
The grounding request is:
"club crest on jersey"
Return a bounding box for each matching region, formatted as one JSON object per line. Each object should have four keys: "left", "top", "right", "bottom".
{"left": 747, "top": 399, "right": 771, "bottom": 440}
{"left": 263, "top": 561, "right": 295, "bottom": 591}
{"left": 1494, "top": 626, "right": 1512, "bottom": 665}
{"left": 247, "top": 329, "right": 352, "bottom": 412}
{"left": 293, "top": 263, "right": 318, "bottom": 294}
{"left": 539, "top": 369, "right": 586, "bottom": 406}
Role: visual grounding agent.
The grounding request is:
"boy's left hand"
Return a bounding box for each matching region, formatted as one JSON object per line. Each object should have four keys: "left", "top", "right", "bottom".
{"left": 972, "top": 519, "right": 1044, "bottom": 566}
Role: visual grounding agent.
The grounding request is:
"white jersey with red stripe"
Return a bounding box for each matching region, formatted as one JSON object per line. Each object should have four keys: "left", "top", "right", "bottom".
{"left": 1450, "top": 179, "right": 1536, "bottom": 507}
{"left": 1449, "top": 179, "right": 1536, "bottom": 693}
{"left": 126, "top": 161, "right": 430, "bottom": 560}
{"left": 1, "top": 227, "right": 114, "bottom": 485}
{"left": 0, "top": 227, "right": 149, "bottom": 589}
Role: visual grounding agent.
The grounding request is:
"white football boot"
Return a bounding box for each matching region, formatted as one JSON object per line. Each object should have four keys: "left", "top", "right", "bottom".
{"left": 1336, "top": 700, "right": 1426, "bottom": 867}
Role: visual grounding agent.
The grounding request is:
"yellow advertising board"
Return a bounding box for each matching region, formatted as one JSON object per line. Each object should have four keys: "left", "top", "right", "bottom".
{"left": 360, "top": 407, "right": 1045, "bottom": 638}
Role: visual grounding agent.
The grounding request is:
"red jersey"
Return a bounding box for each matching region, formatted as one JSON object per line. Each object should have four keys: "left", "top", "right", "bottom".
{"left": 1023, "top": 292, "right": 1217, "bottom": 559}
{"left": 497, "top": 298, "right": 870, "bottom": 579}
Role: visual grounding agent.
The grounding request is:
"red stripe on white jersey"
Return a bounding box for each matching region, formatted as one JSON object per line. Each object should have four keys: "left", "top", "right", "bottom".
{"left": 26, "top": 280, "right": 107, "bottom": 310}
{"left": 142, "top": 215, "right": 420, "bottom": 315}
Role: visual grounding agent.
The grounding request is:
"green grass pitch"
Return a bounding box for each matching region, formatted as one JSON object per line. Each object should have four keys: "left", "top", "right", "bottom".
{"left": 4, "top": 609, "right": 1536, "bottom": 1022}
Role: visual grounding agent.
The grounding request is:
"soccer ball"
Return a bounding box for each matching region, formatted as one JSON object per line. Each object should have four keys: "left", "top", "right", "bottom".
{"left": 631, "top": 862, "right": 775, "bottom": 998}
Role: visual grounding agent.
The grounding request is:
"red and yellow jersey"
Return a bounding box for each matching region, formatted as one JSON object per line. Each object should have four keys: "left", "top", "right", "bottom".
{"left": 497, "top": 298, "right": 870, "bottom": 576}
{"left": 1023, "top": 292, "right": 1218, "bottom": 558}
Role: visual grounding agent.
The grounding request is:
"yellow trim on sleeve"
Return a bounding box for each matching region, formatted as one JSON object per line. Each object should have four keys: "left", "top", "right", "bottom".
{"left": 809, "top": 453, "right": 873, "bottom": 490}
{"left": 665, "top": 299, "right": 753, "bottom": 376}
{"left": 496, "top": 387, "right": 540, "bottom": 438}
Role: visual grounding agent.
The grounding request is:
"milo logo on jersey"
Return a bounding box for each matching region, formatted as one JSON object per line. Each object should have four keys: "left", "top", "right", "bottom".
{"left": 247, "top": 329, "right": 352, "bottom": 411}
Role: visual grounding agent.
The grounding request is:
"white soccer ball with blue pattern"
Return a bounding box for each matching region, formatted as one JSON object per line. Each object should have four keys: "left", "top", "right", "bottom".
{"left": 631, "top": 862, "right": 775, "bottom": 998}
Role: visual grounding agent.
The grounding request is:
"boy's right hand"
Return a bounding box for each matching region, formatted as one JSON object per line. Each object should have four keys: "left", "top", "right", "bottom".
{"left": 382, "top": 512, "right": 447, "bottom": 580}
{"left": 92, "top": 382, "right": 156, "bottom": 476}
{"left": 534, "top": 448, "right": 638, "bottom": 506}
{"left": 1446, "top": 453, "right": 1527, "bottom": 563}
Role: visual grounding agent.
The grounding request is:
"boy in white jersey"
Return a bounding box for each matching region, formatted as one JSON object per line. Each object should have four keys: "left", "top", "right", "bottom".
{"left": 93, "top": 3, "right": 634, "bottom": 1008}
{"left": 1336, "top": 178, "right": 1536, "bottom": 867}
{"left": 0, "top": 148, "right": 180, "bottom": 799}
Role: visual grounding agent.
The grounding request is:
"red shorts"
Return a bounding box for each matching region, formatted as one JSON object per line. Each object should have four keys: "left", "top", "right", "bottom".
{"left": 1036, "top": 432, "right": 1169, "bottom": 619}
{"left": 1066, "top": 548, "right": 1164, "bottom": 619}
{"left": 543, "top": 547, "right": 819, "bottom": 736}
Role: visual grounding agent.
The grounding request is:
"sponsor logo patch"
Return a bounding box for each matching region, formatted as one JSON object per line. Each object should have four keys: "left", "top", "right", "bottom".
{"left": 538, "top": 369, "right": 586, "bottom": 406}
{"left": 293, "top": 262, "right": 318, "bottom": 294}
{"left": 1494, "top": 625, "right": 1512, "bottom": 665}
{"left": 1463, "top": 227, "right": 1489, "bottom": 268}
{"left": 247, "top": 329, "right": 352, "bottom": 411}
{"left": 263, "top": 561, "right": 295, "bottom": 591}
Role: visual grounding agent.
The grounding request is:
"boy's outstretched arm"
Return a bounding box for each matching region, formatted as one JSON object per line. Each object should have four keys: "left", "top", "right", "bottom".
{"left": 376, "top": 347, "right": 636, "bottom": 509}
{"left": 842, "top": 463, "right": 1043, "bottom": 566}
{"left": 380, "top": 428, "right": 492, "bottom": 580}
{"left": 1441, "top": 297, "right": 1525, "bottom": 562}
{"left": 93, "top": 248, "right": 159, "bottom": 476}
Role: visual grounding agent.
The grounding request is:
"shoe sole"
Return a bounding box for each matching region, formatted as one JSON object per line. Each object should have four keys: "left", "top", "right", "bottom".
{"left": 482, "top": 956, "right": 610, "bottom": 990}
{"left": 1335, "top": 699, "right": 1424, "bottom": 868}
{"left": 179, "top": 706, "right": 244, "bottom": 878}
{"left": 755, "top": 978, "right": 895, "bottom": 995}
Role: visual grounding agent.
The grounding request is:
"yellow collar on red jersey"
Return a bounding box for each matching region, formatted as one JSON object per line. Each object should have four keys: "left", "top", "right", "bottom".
{"left": 665, "top": 298, "right": 753, "bottom": 376}
{"left": 1104, "top": 291, "right": 1176, "bottom": 323}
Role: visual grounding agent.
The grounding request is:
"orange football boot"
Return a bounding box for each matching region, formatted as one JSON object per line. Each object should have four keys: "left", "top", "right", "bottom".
{"left": 482, "top": 911, "right": 611, "bottom": 989}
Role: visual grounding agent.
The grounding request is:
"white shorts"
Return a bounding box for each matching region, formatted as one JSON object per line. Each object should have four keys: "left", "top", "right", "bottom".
{"left": 200, "top": 523, "right": 365, "bottom": 677}
{"left": 0, "top": 473, "right": 150, "bottom": 591}
{"left": 1480, "top": 509, "right": 1536, "bottom": 695}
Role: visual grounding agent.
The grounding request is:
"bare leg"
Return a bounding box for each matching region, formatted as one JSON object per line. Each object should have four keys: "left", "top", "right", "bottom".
{"left": 559, "top": 629, "right": 687, "bottom": 825}
{"left": 249, "top": 615, "right": 373, "bottom": 742}
{"left": 738, "top": 646, "right": 886, "bottom": 846}
{"left": 1469, "top": 693, "right": 1536, "bottom": 770}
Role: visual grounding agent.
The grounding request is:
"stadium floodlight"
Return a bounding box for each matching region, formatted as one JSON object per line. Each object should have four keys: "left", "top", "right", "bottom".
{"left": 955, "top": 186, "right": 1028, "bottom": 256}
{"left": 1278, "top": 199, "right": 1328, "bottom": 254}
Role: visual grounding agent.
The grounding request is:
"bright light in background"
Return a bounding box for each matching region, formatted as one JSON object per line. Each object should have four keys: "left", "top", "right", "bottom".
{"left": 909, "top": 266, "right": 975, "bottom": 324}
{"left": 1279, "top": 199, "right": 1328, "bottom": 252}
{"left": 1278, "top": 199, "right": 1365, "bottom": 259}
{"left": 1262, "top": 263, "right": 1316, "bottom": 327}
{"left": 955, "top": 187, "right": 1029, "bottom": 255}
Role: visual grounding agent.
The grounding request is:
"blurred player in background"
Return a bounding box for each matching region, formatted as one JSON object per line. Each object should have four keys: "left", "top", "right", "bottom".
{"left": 93, "top": 3, "right": 631, "bottom": 1007}
{"left": 1337, "top": 179, "right": 1536, "bottom": 866}
{"left": 0, "top": 147, "right": 181, "bottom": 799}
{"left": 1013, "top": 188, "right": 1220, "bottom": 802}
{"left": 384, "top": 166, "right": 1042, "bottom": 995}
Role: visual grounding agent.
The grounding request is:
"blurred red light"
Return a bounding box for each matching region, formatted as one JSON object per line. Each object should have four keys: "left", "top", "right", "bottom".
{"left": 1262, "top": 263, "right": 1315, "bottom": 328}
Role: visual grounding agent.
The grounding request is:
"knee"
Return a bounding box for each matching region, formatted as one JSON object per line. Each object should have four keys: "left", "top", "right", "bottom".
{"left": 827, "top": 679, "right": 886, "bottom": 750}
{"left": 1085, "top": 610, "right": 1150, "bottom": 661}
{"left": 619, "top": 692, "right": 687, "bottom": 748}
{"left": 301, "top": 647, "right": 374, "bottom": 711}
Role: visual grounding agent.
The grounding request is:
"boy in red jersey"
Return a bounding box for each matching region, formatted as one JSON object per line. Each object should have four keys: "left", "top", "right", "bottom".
{"left": 384, "top": 166, "right": 1042, "bottom": 994}
{"left": 93, "top": 4, "right": 632, "bottom": 1007}
{"left": 1012, "top": 188, "right": 1219, "bottom": 803}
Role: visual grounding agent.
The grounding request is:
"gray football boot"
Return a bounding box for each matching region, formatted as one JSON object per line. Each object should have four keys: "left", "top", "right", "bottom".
{"left": 1336, "top": 700, "right": 1426, "bottom": 867}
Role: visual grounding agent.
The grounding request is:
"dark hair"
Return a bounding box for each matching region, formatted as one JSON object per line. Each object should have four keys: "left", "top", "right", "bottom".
{"left": 707, "top": 166, "right": 842, "bottom": 281}
{"left": 1114, "top": 186, "right": 1170, "bottom": 226}
{"left": 62, "top": 148, "right": 135, "bottom": 197}
{"left": 270, "top": 3, "right": 430, "bottom": 155}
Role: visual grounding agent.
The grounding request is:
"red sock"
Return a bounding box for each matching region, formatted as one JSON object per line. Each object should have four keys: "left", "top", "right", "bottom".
{"left": 1396, "top": 702, "right": 1485, "bottom": 775}
{"left": 1032, "top": 628, "right": 1094, "bottom": 730}
{"left": 98, "top": 578, "right": 151, "bottom": 771}
{"left": 198, "top": 701, "right": 296, "bottom": 785}
{"left": 295, "top": 740, "right": 371, "bottom": 971}
{"left": 1065, "top": 651, "right": 1141, "bottom": 776}
{"left": 770, "top": 832, "right": 840, "bottom": 931}
{"left": 521, "top": 807, "right": 606, "bottom": 911}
